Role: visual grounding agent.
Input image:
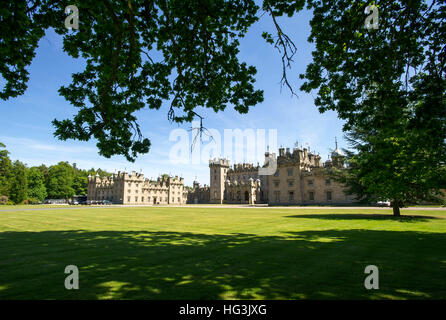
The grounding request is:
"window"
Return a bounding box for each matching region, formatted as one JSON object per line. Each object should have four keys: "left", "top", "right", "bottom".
{"left": 178, "top": 197, "right": 181, "bottom": 203}
{"left": 135, "top": 196, "right": 138, "bottom": 202}
{"left": 309, "top": 192, "right": 314, "bottom": 201}
{"left": 325, "top": 179, "right": 331, "bottom": 186}
{"left": 136, "top": 184, "right": 138, "bottom": 187}
{"left": 214, "top": 169, "right": 216, "bottom": 173}
{"left": 274, "top": 170, "right": 279, "bottom": 177}
{"left": 127, "top": 196, "right": 131, "bottom": 202}
{"left": 274, "top": 181, "right": 280, "bottom": 188}
{"left": 288, "top": 168, "right": 293, "bottom": 176}
{"left": 288, "top": 180, "right": 294, "bottom": 187}
{"left": 135, "top": 189, "right": 138, "bottom": 193}
{"left": 308, "top": 180, "right": 313, "bottom": 186}
{"left": 275, "top": 191, "right": 280, "bottom": 202}
{"left": 289, "top": 191, "right": 294, "bottom": 201}
{"left": 128, "top": 183, "right": 131, "bottom": 187}
{"left": 141, "top": 197, "right": 144, "bottom": 202}
{"left": 128, "top": 189, "right": 131, "bottom": 194}
{"left": 327, "top": 191, "right": 332, "bottom": 201}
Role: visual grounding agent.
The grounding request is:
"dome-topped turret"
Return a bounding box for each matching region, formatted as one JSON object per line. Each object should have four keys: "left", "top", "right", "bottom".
{"left": 330, "top": 137, "right": 345, "bottom": 168}
{"left": 332, "top": 147, "right": 344, "bottom": 157}
{"left": 332, "top": 137, "right": 345, "bottom": 157}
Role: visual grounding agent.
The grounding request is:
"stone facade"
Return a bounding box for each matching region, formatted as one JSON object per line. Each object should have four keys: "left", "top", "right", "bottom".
{"left": 87, "top": 143, "right": 358, "bottom": 206}
{"left": 224, "top": 163, "right": 263, "bottom": 204}
{"left": 186, "top": 181, "right": 210, "bottom": 204}
{"left": 209, "top": 158, "right": 230, "bottom": 204}
{"left": 207, "top": 144, "right": 358, "bottom": 205}
{"left": 87, "top": 171, "right": 186, "bottom": 205}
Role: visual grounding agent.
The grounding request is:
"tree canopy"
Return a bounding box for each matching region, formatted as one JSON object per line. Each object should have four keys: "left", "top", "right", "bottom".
{"left": 8, "top": 161, "right": 28, "bottom": 204}
{"left": 0, "top": 142, "right": 114, "bottom": 203}
{"left": 0, "top": 142, "right": 12, "bottom": 197}
{"left": 27, "top": 166, "right": 48, "bottom": 202}
{"left": 299, "top": 0, "right": 446, "bottom": 214}
{"left": 1, "top": 1, "right": 444, "bottom": 213}
{"left": 1, "top": 0, "right": 285, "bottom": 161}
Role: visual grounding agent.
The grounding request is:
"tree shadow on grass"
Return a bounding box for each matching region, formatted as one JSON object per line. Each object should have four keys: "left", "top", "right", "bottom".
{"left": 0, "top": 229, "right": 445, "bottom": 300}
{"left": 285, "top": 214, "right": 441, "bottom": 222}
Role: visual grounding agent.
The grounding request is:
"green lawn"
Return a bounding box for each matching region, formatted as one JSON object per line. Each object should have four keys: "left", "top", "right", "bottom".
{"left": 1, "top": 204, "right": 71, "bottom": 209}
{"left": 0, "top": 206, "right": 445, "bottom": 299}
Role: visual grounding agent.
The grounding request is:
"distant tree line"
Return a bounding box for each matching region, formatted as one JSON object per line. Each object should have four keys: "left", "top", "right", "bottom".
{"left": 0, "top": 142, "right": 111, "bottom": 205}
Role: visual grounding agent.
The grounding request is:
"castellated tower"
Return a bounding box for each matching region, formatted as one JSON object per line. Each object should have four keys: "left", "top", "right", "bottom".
{"left": 209, "top": 158, "right": 230, "bottom": 204}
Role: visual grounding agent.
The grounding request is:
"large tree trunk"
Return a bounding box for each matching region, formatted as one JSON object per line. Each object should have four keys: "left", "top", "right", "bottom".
{"left": 392, "top": 205, "right": 400, "bottom": 217}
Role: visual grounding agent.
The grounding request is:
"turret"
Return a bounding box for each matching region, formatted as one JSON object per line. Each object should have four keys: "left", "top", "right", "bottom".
{"left": 331, "top": 137, "right": 345, "bottom": 168}
{"left": 209, "top": 158, "right": 230, "bottom": 204}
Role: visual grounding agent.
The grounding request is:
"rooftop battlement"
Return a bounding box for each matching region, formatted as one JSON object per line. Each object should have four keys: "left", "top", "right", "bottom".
{"left": 88, "top": 170, "right": 183, "bottom": 188}
{"left": 277, "top": 146, "right": 322, "bottom": 167}
{"left": 228, "top": 163, "right": 260, "bottom": 173}
{"left": 209, "top": 158, "right": 230, "bottom": 167}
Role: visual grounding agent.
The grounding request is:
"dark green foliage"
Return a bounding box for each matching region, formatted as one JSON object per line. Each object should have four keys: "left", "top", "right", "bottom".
{"left": 8, "top": 161, "right": 28, "bottom": 204}
{"left": 299, "top": 1, "right": 446, "bottom": 215}
{"left": 0, "top": 143, "right": 112, "bottom": 201}
{"left": 72, "top": 174, "right": 88, "bottom": 196}
{"left": 45, "top": 161, "right": 76, "bottom": 199}
{"left": 0, "top": 1, "right": 51, "bottom": 99}
{"left": 27, "top": 167, "right": 47, "bottom": 202}
{"left": 0, "top": 142, "right": 12, "bottom": 197}
{"left": 1, "top": 0, "right": 266, "bottom": 161}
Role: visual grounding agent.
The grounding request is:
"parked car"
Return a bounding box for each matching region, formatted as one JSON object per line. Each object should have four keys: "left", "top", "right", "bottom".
{"left": 377, "top": 200, "right": 391, "bottom": 207}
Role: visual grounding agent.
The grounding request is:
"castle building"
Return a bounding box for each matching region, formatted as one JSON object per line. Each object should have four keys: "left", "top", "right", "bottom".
{"left": 206, "top": 143, "right": 357, "bottom": 205}
{"left": 186, "top": 180, "right": 210, "bottom": 204}
{"left": 87, "top": 142, "right": 358, "bottom": 206}
{"left": 224, "top": 162, "right": 263, "bottom": 205}
{"left": 87, "top": 171, "right": 187, "bottom": 205}
{"left": 209, "top": 158, "right": 230, "bottom": 204}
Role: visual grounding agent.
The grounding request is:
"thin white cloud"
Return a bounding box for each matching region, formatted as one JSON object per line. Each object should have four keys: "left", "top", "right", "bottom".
{"left": 0, "top": 136, "right": 96, "bottom": 153}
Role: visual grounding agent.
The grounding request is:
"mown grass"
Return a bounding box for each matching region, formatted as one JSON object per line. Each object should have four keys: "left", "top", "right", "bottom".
{"left": 0, "top": 204, "right": 70, "bottom": 209}
{"left": 0, "top": 206, "right": 445, "bottom": 299}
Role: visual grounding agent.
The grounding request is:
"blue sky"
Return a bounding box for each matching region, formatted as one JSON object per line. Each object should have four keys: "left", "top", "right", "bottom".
{"left": 0, "top": 7, "right": 347, "bottom": 186}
